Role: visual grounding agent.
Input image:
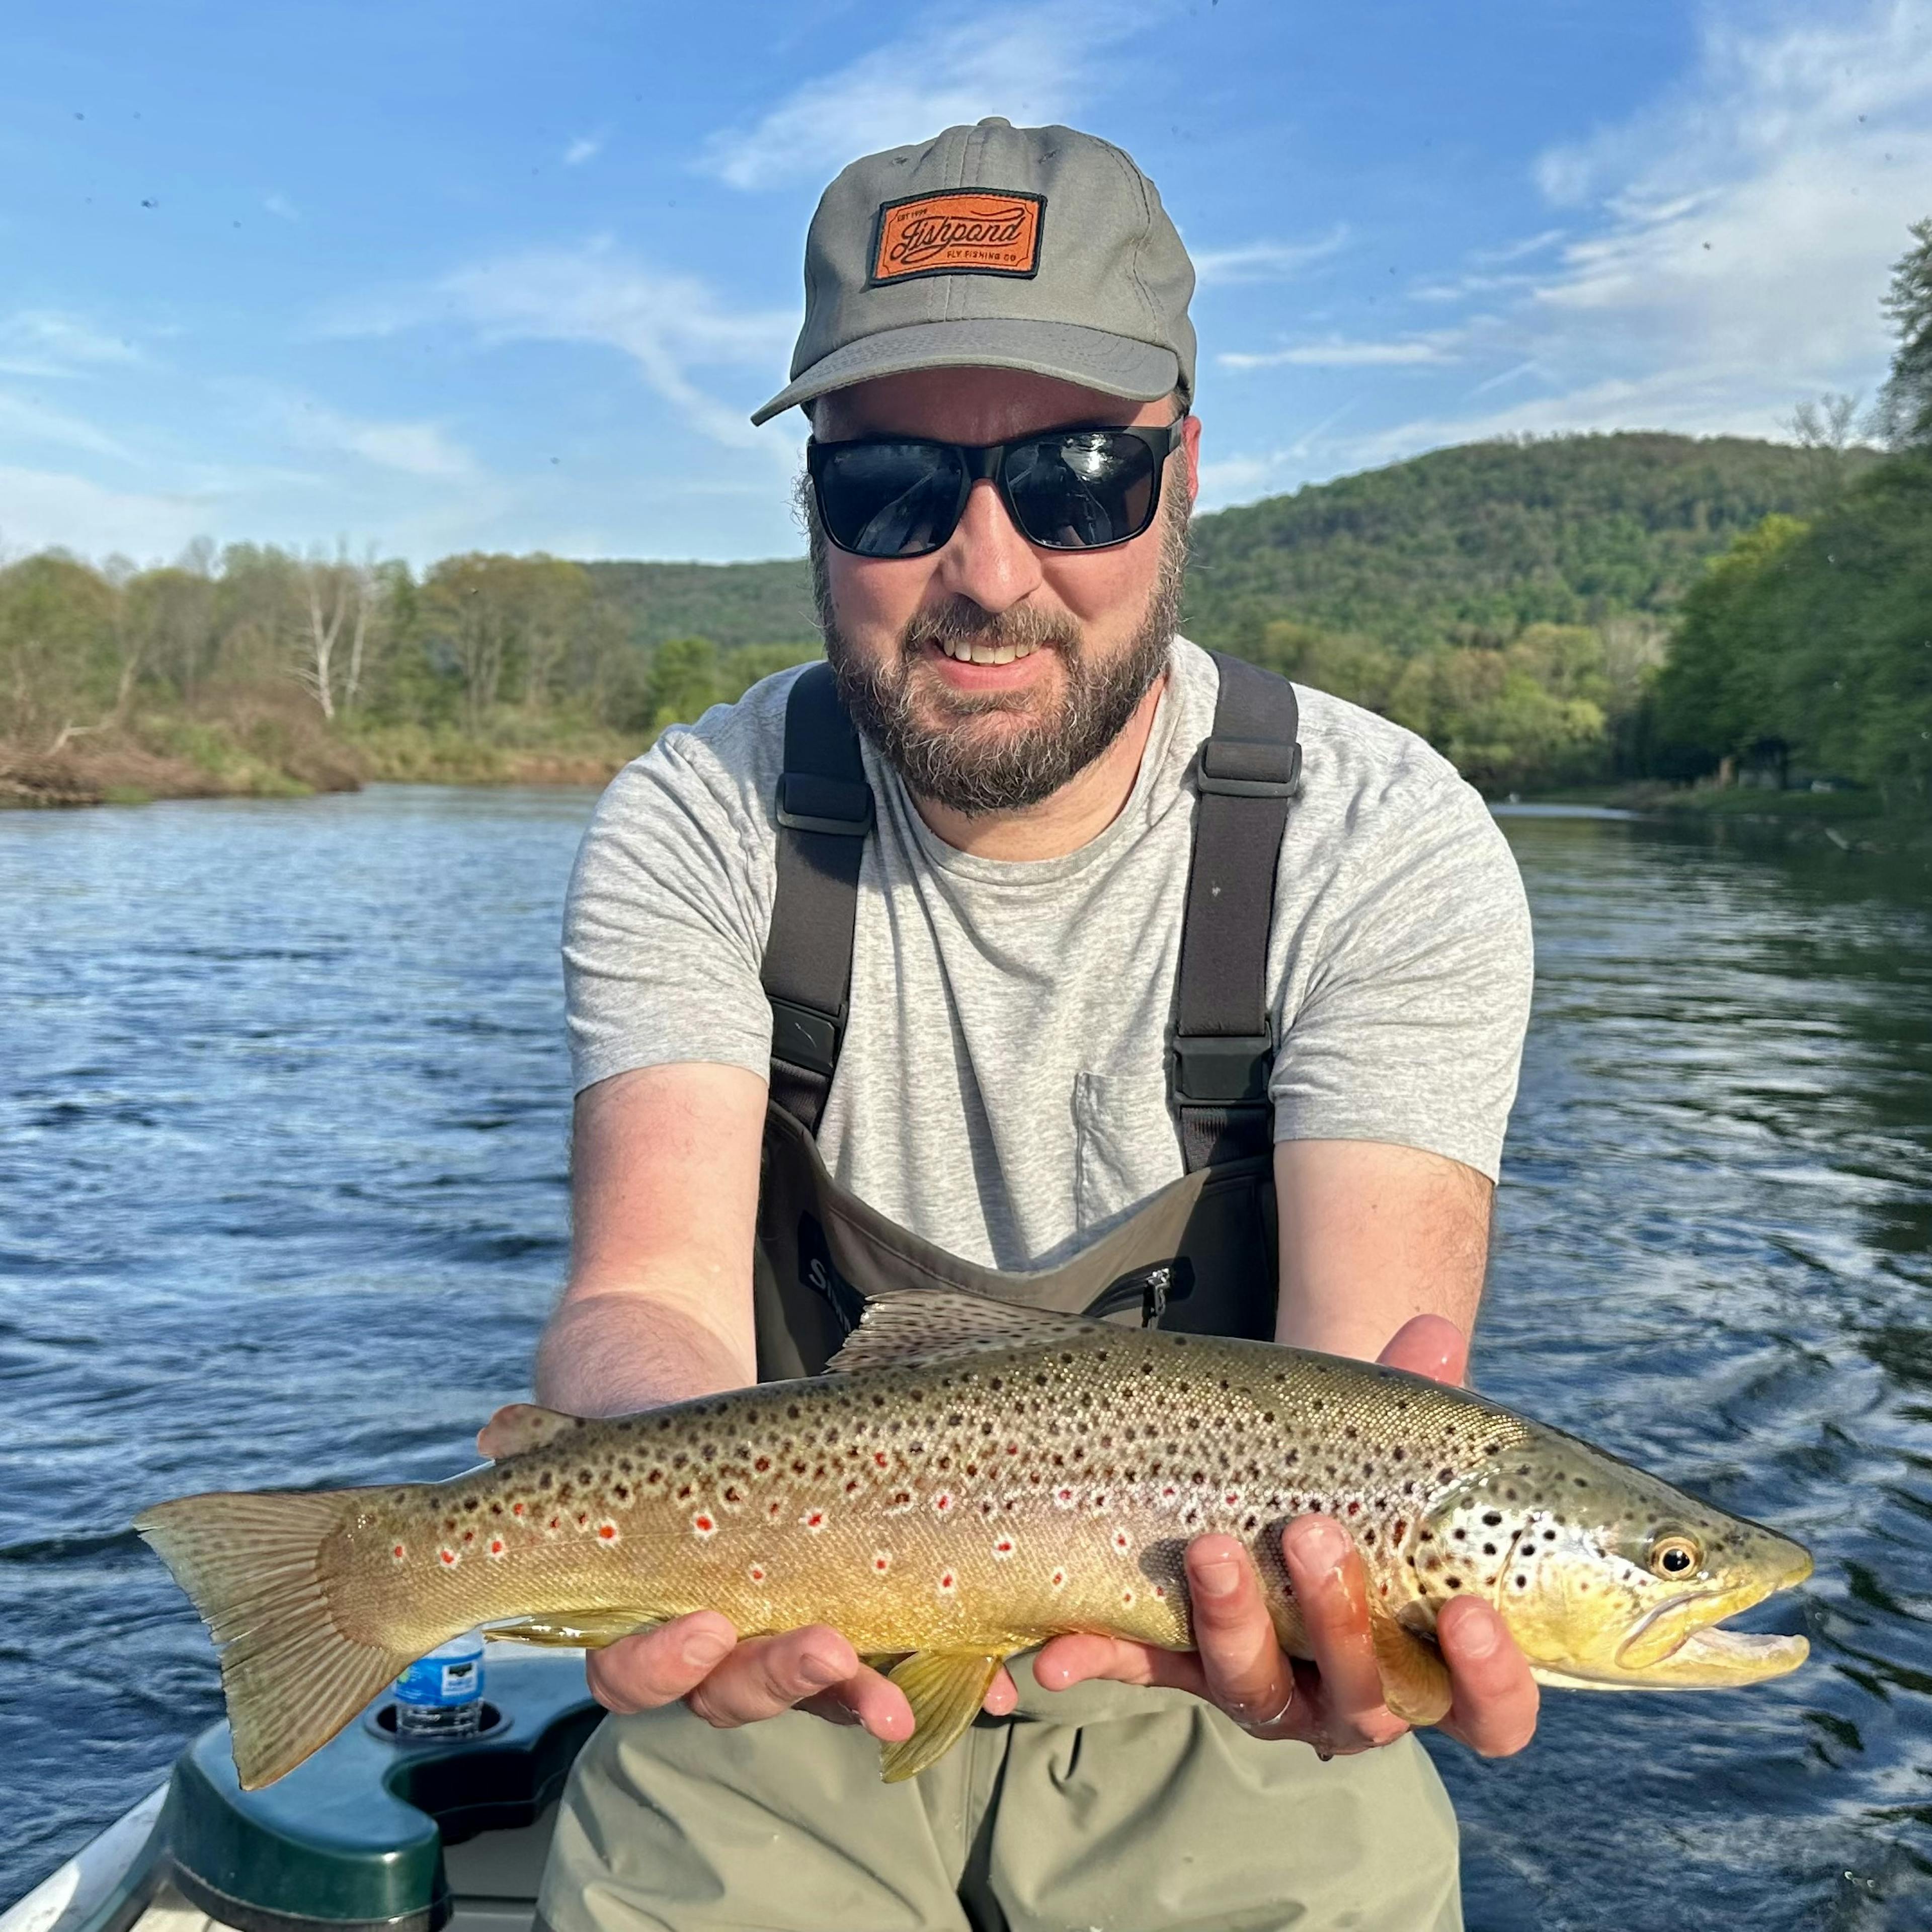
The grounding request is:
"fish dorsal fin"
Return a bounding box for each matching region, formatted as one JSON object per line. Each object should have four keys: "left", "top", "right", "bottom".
{"left": 478, "top": 1403, "right": 589, "bottom": 1460}
{"left": 826, "top": 1290, "right": 1090, "bottom": 1375}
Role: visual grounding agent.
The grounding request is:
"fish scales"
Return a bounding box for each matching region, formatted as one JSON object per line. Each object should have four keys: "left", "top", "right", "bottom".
{"left": 325, "top": 1326, "right": 1519, "bottom": 1662}
{"left": 134, "top": 1292, "right": 1812, "bottom": 1791}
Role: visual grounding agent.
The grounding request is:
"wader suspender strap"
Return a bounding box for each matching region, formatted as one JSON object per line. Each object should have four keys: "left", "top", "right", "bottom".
{"left": 759, "top": 663, "right": 874, "bottom": 1135}
{"left": 1171, "top": 653, "right": 1303, "bottom": 1171}
{"left": 761, "top": 653, "right": 1301, "bottom": 1167}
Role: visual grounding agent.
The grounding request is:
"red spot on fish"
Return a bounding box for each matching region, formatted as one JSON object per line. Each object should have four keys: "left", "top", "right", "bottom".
{"left": 692, "top": 1513, "right": 716, "bottom": 1537}
{"left": 932, "top": 1492, "right": 953, "bottom": 1514}
{"left": 749, "top": 1564, "right": 766, "bottom": 1584}
{"left": 873, "top": 1551, "right": 892, "bottom": 1572}
{"left": 993, "top": 1538, "right": 1015, "bottom": 1558}
{"left": 873, "top": 1450, "right": 889, "bottom": 1468}
{"left": 1050, "top": 1567, "right": 1067, "bottom": 1590}
{"left": 391, "top": 1544, "right": 406, "bottom": 1562}
{"left": 938, "top": 1571, "right": 956, "bottom": 1595}
{"left": 489, "top": 1538, "right": 506, "bottom": 1557}
{"left": 511, "top": 1502, "right": 525, "bottom": 1518}
{"left": 755, "top": 1456, "right": 771, "bottom": 1472}
{"left": 1112, "top": 1530, "right": 1131, "bottom": 1553}
{"left": 439, "top": 1548, "right": 458, "bottom": 1567}
{"left": 597, "top": 1522, "right": 618, "bottom": 1542}
{"left": 801, "top": 1509, "right": 827, "bottom": 1532}
{"left": 1055, "top": 1487, "right": 1076, "bottom": 1506}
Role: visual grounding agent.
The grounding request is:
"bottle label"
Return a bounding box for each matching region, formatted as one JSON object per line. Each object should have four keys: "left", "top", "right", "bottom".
{"left": 394, "top": 1647, "right": 483, "bottom": 1708}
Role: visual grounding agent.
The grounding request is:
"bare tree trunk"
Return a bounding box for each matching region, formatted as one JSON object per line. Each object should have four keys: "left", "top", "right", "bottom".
{"left": 298, "top": 556, "right": 350, "bottom": 720}
{"left": 342, "top": 560, "right": 380, "bottom": 713}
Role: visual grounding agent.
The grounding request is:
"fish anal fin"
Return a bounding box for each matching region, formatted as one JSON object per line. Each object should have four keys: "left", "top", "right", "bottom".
{"left": 478, "top": 1404, "right": 589, "bottom": 1460}
{"left": 1370, "top": 1613, "right": 1454, "bottom": 1726}
{"left": 490, "top": 1609, "right": 664, "bottom": 1649}
{"left": 878, "top": 1650, "right": 1006, "bottom": 1782}
{"left": 829, "top": 1291, "right": 1088, "bottom": 1375}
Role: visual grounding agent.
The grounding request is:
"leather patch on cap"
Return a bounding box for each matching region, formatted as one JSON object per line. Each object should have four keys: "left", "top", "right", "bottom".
{"left": 870, "top": 190, "right": 1044, "bottom": 285}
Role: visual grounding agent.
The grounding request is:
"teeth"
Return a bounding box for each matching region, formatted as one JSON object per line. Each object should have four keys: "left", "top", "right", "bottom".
{"left": 937, "top": 637, "right": 1036, "bottom": 665}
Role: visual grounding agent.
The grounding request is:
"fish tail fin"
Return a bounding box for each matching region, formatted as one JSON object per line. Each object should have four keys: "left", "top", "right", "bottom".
{"left": 136, "top": 1489, "right": 420, "bottom": 1790}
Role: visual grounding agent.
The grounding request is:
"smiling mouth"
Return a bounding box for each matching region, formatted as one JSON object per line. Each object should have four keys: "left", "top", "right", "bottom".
{"left": 927, "top": 635, "right": 1044, "bottom": 666}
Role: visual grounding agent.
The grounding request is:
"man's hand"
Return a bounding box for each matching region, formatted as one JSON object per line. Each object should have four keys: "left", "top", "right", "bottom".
{"left": 1029, "top": 1314, "right": 1541, "bottom": 1760}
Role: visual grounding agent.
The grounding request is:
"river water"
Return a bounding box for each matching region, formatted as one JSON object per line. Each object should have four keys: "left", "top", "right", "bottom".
{"left": 2, "top": 786, "right": 1928, "bottom": 1929}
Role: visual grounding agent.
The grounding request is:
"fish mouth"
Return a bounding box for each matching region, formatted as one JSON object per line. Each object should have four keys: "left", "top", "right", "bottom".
{"left": 1611, "top": 1545, "right": 1813, "bottom": 1685}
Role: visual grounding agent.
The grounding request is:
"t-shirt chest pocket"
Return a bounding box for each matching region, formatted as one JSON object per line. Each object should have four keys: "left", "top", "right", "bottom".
{"left": 1072, "top": 1070, "right": 1189, "bottom": 1234}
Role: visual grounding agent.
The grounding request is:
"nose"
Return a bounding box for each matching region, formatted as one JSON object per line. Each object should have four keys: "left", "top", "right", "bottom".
{"left": 930, "top": 477, "right": 1044, "bottom": 615}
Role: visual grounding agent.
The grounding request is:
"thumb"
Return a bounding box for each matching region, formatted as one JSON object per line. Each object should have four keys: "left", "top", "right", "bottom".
{"left": 1378, "top": 1314, "right": 1470, "bottom": 1388}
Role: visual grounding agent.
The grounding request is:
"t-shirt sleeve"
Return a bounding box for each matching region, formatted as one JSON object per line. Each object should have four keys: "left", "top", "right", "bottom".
{"left": 1268, "top": 779, "right": 1533, "bottom": 1181}
{"left": 562, "top": 725, "right": 777, "bottom": 1095}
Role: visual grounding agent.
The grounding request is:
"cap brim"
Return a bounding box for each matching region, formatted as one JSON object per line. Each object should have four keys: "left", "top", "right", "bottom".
{"left": 750, "top": 317, "right": 1180, "bottom": 426}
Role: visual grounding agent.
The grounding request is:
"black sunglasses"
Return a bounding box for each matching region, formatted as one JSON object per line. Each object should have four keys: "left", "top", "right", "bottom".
{"left": 807, "top": 421, "right": 1185, "bottom": 559}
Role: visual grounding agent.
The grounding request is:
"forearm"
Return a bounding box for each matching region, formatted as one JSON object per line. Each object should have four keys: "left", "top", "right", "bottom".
{"left": 1273, "top": 1138, "right": 1492, "bottom": 1362}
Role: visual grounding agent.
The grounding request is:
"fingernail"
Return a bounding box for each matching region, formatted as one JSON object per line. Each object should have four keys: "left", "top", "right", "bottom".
{"left": 799, "top": 1652, "right": 845, "bottom": 1689}
{"left": 682, "top": 1631, "right": 730, "bottom": 1671}
{"left": 1195, "top": 1557, "right": 1242, "bottom": 1598}
{"left": 1296, "top": 1517, "right": 1350, "bottom": 1569}
{"left": 1457, "top": 1606, "right": 1500, "bottom": 1661}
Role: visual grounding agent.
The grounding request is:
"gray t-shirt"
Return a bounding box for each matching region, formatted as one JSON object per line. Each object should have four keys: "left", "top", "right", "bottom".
{"left": 565, "top": 638, "right": 1533, "bottom": 1273}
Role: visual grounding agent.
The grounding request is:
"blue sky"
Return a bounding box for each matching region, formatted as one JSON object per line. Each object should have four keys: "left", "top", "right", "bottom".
{"left": 2, "top": 0, "right": 1927, "bottom": 566}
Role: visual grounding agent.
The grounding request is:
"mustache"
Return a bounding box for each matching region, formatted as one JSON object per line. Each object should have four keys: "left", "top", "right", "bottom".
{"left": 902, "top": 598, "right": 1082, "bottom": 658}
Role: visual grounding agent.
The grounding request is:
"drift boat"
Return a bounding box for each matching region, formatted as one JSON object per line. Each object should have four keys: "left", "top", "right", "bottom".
{"left": 1, "top": 1648, "right": 594, "bottom": 1932}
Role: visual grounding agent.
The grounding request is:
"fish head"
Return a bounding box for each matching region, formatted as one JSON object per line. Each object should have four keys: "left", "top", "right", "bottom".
{"left": 1411, "top": 1432, "right": 1812, "bottom": 1691}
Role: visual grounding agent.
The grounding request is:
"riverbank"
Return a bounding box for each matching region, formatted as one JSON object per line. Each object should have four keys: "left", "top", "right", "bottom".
{"left": 0, "top": 710, "right": 640, "bottom": 808}
{"left": 1525, "top": 778, "right": 1932, "bottom": 856}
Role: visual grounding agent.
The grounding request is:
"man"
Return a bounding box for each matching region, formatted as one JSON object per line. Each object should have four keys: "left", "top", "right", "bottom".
{"left": 519, "top": 118, "right": 1537, "bottom": 1931}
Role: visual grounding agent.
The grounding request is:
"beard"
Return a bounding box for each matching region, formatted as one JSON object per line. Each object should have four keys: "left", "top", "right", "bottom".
{"left": 809, "top": 486, "right": 1190, "bottom": 818}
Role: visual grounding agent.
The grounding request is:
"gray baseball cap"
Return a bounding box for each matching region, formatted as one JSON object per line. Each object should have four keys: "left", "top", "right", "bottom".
{"left": 750, "top": 118, "right": 1196, "bottom": 426}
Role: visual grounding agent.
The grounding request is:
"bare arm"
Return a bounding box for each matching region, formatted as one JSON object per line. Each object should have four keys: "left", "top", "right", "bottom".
{"left": 486, "top": 1061, "right": 927, "bottom": 1743}
{"left": 531, "top": 1062, "right": 764, "bottom": 1416}
{"left": 1271, "top": 1137, "right": 1492, "bottom": 1356}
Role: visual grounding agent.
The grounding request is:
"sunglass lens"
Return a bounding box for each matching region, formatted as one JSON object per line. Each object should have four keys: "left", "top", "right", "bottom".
{"left": 815, "top": 443, "right": 964, "bottom": 557}
{"left": 1004, "top": 432, "right": 1159, "bottom": 549}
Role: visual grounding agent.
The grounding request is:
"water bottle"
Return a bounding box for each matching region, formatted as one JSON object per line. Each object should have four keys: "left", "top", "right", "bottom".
{"left": 392, "top": 1632, "right": 485, "bottom": 1740}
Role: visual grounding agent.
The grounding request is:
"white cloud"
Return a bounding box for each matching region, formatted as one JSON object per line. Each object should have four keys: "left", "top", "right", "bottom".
{"left": 281, "top": 398, "right": 477, "bottom": 479}
{"left": 0, "top": 465, "right": 218, "bottom": 561}
{"left": 0, "top": 309, "right": 141, "bottom": 379}
{"left": 563, "top": 132, "right": 605, "bottom": 167}
{"left": 0, "top": 389, "right": 139, "bottom": 460}
{"left": 698, "top": 3, "right": 1139, "bottom": 192}
{"left": 1191, "top": 226, "right": 1349, "bottom": 287}
{"left": 335, "top": 240, "right": 796, "bottom": 450}
{"left": 1505, "top": 2, "right": 1932, "bottom": 425}
{"left": 1220, "top": 336, "right": 1458, "bottom": 371}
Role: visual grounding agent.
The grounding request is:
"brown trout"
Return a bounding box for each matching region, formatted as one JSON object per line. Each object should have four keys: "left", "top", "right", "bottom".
{"left": 137, "top": 1291, "right": 1812, "bottom": 1790}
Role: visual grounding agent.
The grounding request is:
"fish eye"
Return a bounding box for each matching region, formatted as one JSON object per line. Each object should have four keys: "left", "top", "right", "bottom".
{"left": 1649, "top": 1533, "right": 1702, "bottom": 1579}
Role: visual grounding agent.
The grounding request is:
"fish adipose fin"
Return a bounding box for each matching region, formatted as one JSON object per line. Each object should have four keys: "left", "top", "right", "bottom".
{"left": 489, "top": 1610, "right": 665, "bottom": 1648}
{"left": 829, "top": 1290, "right": 1089, "bottom": 1375}
{"left": 879, "top": 1650, "right": 1007, "bottom": 1781}
{"left": 135, "top": 1490, "right": 421, "bottom": 1791}
{"left": 1370, "top": 1613, "right": 1455, "bottom": 1726}
{"left": 479, "top": 1403, "right": 589, "bottom": 1459}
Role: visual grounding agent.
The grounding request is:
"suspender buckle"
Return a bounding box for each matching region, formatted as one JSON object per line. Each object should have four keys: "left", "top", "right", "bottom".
{"left": 777, "top": 773, "right": 875, "bottom": 837}
{"left": 1194, "top": 738, "right": 1301, "bottom": 799}
{"left": 770, "top": 998, "right": 842, "bottom": 1078}
{"left": 1171, "top": 1033, "right": 1274, "bottom": 1105}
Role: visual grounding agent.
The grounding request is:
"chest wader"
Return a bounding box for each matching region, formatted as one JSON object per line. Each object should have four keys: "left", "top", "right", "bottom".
{"left": 532, "top": 656, "right": 1464, "bottom": 1932}
{"left": 753, "top": 653, "right": 1302, "bottom": 1375}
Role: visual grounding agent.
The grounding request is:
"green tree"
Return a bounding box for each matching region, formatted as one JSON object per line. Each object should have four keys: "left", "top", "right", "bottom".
{"left": 645, "top": 637, "right": 723, "bottom": 730}
{"left": 1874, "top": 217, "right": 1932, "bottom": 451}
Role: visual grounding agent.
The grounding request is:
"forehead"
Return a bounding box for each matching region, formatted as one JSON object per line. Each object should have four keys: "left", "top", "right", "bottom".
{"left": 814, "top": 366, "right": 1169, "bottom": 443}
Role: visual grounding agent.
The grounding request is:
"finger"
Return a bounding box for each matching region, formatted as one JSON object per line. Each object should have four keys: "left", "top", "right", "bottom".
{"left": 474, "top": 1405, "right": 523, "bottom": 1459}
{"left": 1435, "top": 1597, "right": 1540, "bottom": 1758}
{"left": 797, "top": 1661, "right": 915, "bottom": 1741}
{"left": 1281, "top": 1517, "right": 1406, "bottom": 1750}
{"left": 983, "top": 1666, "right": 1019, "bottom": 1716}
{"left": 1377, "top": 1314, "right": 1469, "bottom": 1387}
{"left": 684, "top": 1625, "right": 860, "bottom": 1729}
{"left": 1185, "top": 1536, "right": 1296, "bottom": 1733}
{"left": 1032, "top": 1630, "right": 1209, "bottom": 1700}
{"left": 585, "top": 1613, "right": 737, "bottom": 1714}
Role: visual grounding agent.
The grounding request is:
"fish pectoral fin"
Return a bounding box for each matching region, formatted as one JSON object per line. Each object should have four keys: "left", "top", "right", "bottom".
{"left": 1370, "top": 1613, "right": 1454, "bottom": 1727}
{"left": 478, "top": 1403, "right": 590, "bottom": 1460}
{"left": 878, "top": 1650, "right": 1007, "bottom": 1783}
{"left": 489, "top": 1609, "right": 663, "bottom": 1648}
